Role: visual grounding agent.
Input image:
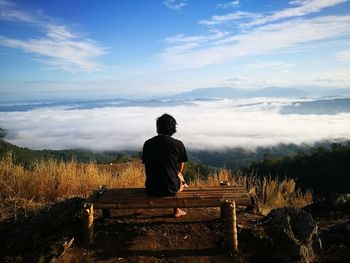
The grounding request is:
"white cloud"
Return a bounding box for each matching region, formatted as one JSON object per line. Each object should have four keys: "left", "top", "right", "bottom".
{"left": 315, "top": 72, "right": 350, "bottom": 83}
{"left": 198, "top": 11, "right": 260, "bottom": 26}
{"left": 217, "top": 1, "right": 240, "bottom": 9}
{"left": 0, "top": 9, "right": 36, "bottom": 23}
{"left": 1, "top": 98, "right": 350, "bottom": 151}
{"left": 166, "top": 30, "right": 229, "bottom": 44}
{"left": 0, "top": 2, "right": 106, "bottom": 72}
{"left": 244, "top": 0, "right": 348, "bottom": 27}
{"left": 335, "top": 49, "right": 350, "bottom": 61}
{"left": 246, "top": 61, "right": 294, "bottom": 69}
{"left": 163, "top": 0, "right": 187, "bottom": 10}
{"left": 161, "top": 15, "right": 350, "bottom": 68}
{"left": 164, "top": 30, "right": 229, "bottom": 52}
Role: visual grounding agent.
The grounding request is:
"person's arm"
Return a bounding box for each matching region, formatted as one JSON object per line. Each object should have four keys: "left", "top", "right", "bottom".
{"left": 178, "top": 162, "right": 185, "bottom": 173}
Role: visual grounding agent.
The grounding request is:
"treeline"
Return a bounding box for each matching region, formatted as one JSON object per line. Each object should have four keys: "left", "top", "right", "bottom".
{"left": 0, "top": 128, "right": 5, "bottom": 139}
{"left": 184, "top": 161, "right": 217, "bottom": 182}
{"left": 244, "top": 142, "right": 350, "bottom": 194}
{"left": 0, "top": 139, "right": 138, "bottom": 167}
{"left": 189, "top": 142, "right": 333, "bottom": 170}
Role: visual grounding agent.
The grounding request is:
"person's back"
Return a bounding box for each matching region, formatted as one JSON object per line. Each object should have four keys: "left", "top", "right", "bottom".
{"left": 142, "top": 134, "right": 187, "bottom": 197}
{"left": 142, "top": 113, "right": 188, "bottom": 217}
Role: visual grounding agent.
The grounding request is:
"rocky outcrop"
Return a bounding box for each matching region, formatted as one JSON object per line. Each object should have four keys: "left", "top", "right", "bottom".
{"left": 0, "top": 197, "right": 83, "bottom": 262}
{"left": 304, "top": 194, "right": 350, "bottom": 261}
{"left": 260, "top": 207, "right": 322, "bottom": 263}
{"left": 304, "top": 193, "right": 350, "bottom": 219}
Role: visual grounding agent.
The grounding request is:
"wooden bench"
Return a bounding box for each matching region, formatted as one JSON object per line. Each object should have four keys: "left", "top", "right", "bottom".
{"left": 83, "top": 185, "right": 252, "bottom": 253}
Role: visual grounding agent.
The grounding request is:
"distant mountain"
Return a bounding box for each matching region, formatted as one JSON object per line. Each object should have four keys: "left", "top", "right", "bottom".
{"left": 289, "top": 86, "right": 350, "bottom": 98}
{"left": 328, "top": 88, "right": 350, "bottom": 97}
{"left": 1, "top": 87, "right": 349, "bottom": 113}
{"left": 247, "top": 87, "right": 308, "bottom": 98}
{"left": 0, "top": 98, "right": 128, "bottom": 112}
{"left": 281, "top": 98, "right": 350, "bottom": 115}
{"left": 165, "top": 86, "right": 350, "bottom": 100}
{"left": 164, "top": 87, "right": 247, "bottom": 99}
{"left": 166, "top": 87, "right": 309, "bottom": 100}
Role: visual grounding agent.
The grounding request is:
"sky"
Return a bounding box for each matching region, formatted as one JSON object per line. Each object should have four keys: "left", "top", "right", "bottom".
{"left": 0, "top": 0, "right": 350, "bottom": 100}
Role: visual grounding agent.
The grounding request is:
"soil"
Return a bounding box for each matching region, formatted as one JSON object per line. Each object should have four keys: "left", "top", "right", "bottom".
{"left": 62, "top": 207, "right": 262, "bottom": 263}
{"left": 2, "top": 197, "right": 349, "bottom": 262}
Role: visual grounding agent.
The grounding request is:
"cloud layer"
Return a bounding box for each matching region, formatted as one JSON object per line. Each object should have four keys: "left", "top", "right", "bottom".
{"left": 1, "top": 98, "right": 350, "bottom": 151}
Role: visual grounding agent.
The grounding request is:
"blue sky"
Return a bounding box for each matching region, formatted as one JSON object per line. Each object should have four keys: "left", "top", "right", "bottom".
{"left": 1, "top": 0, "right": 350, "bottom": 100}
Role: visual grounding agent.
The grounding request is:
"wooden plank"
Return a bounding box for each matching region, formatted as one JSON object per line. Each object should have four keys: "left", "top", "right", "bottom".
{"left": 91, "top": 186, "right": 251, "bottom": 209}
{"left": 100, "top": 186, "right": 245, "bottom": 190}
{"left": 93, "top": 197, "right": 251, "bottom": 209}
{"left": 97, "top": 191, "right": 249, "bottom": 198}
{"left": 97, "top": 193, "right": 248, "bottom": 200}
{"left": 96, "top": 194, "right": 250, "bottom": 203}
{"left": 93, "top": 186, "right": 247, "bottom": 195}
{"left": 96, "top": 188, "right": 247, "bottom": 197}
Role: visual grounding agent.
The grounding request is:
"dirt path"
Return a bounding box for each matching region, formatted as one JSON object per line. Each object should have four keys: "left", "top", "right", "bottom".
{"left": 64, "top": 208, "right": 260, "bottom": 262}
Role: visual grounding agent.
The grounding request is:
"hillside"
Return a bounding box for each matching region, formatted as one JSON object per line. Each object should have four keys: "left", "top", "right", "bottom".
{"left": 0, "top": 139, "right": 135, "bottom": 166}
{"left": 189, "top": 142, "right": 334, "bottom": 170}
{"left": 0, "top": 128, "right": 5, "bottom": 138}
{"left": 245, "top": 142, "right": 350, "bottom": 194}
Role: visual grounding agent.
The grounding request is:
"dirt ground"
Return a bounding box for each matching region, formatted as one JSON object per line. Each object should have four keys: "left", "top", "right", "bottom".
{"left": 62, "top": 207, "right": 261, "bottom": 263}
{"left": 2, "top": 201, "right": 349, "bottom": 262}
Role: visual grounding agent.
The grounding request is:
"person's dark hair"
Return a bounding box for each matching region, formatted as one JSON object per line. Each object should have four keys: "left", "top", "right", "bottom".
{"left": 156, "top": 113, "right": 177, "bottom": 136}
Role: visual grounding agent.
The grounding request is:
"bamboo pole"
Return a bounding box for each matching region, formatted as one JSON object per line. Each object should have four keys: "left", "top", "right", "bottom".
{"left": 225, "top": 201, "right": 238, "bottom": 254}
{"left": 83, "top": 203, "right": 94, "bottom": 244}
{"left": 232, "top": 201, "right": 238, "bottom": 253}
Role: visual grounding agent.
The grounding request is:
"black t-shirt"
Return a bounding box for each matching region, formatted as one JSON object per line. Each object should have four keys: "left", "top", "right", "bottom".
{"left": 142, "top": 134, "right": 188, "bottom": 197}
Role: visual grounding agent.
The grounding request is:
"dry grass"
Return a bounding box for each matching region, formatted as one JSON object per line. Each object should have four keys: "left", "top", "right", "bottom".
{"left": 0, "top": 153, "right": 144, "bottom": 220}
{"left": 245, "top": 174, "right": 313, "bottom": 214}
{"left": 0, "top": 153, "right": 312, "bottom": 220}
{"left": 191, "top": 168, "right": 312, "bottom": 215}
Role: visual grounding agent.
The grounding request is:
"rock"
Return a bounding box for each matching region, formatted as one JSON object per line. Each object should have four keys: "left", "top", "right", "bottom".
{"left": 320, "top": 220, "right": 350, "bottom": 250}
{"left": 0, "top": 197, "right": 83, "bottom": 262}
{"left": 239, "top": 227, "right": 273, "bottom": 262}
{"left": 260, "top": 207, "right": 322, "bottom": 263}
{"left": 304, "top": 193, "right": 350, "bottom": 219}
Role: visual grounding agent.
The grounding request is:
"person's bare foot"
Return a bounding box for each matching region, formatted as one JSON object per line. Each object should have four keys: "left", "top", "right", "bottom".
{"left": 174, "top": 208, "right": 187, "bottom": 218}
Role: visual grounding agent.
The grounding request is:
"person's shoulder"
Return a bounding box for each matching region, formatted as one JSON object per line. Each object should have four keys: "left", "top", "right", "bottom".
{"left": 144, "top": 135, "right": 158, "bottom": 145}
{"left": 171, "top": 137, "right": 185, "bottom": 147}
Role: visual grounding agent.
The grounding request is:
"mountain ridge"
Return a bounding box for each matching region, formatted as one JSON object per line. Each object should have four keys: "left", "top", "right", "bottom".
{"left": 163, "top": 86, "right": 350, "bottom": 100}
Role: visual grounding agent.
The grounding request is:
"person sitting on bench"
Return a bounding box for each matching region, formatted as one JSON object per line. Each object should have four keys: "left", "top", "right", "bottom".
{"left": 142, "top": 113, "right": 188, "bottom": 218}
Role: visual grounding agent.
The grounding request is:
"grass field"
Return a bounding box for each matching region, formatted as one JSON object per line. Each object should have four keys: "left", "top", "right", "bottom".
{"left": 0, "top": 152, "right": 312, "bottom": 220}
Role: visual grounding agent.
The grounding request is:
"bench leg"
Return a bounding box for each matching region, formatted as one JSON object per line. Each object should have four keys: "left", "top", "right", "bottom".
{"left": 83, "top": 203, "right": 94, "bottom": 244}
{"left": 102, "top": 208, "right": 111, "bottom": 219}
{"left": 223, "top": 201, "right": 238, "bottom": 254}
{"left": 221, "top": 202, "right": 227, "bottom": 221}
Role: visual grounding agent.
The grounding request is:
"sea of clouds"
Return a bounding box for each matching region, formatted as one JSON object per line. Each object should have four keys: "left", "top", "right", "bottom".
{"left": 0, "top": 98, "right": 350, "bottom": 151}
